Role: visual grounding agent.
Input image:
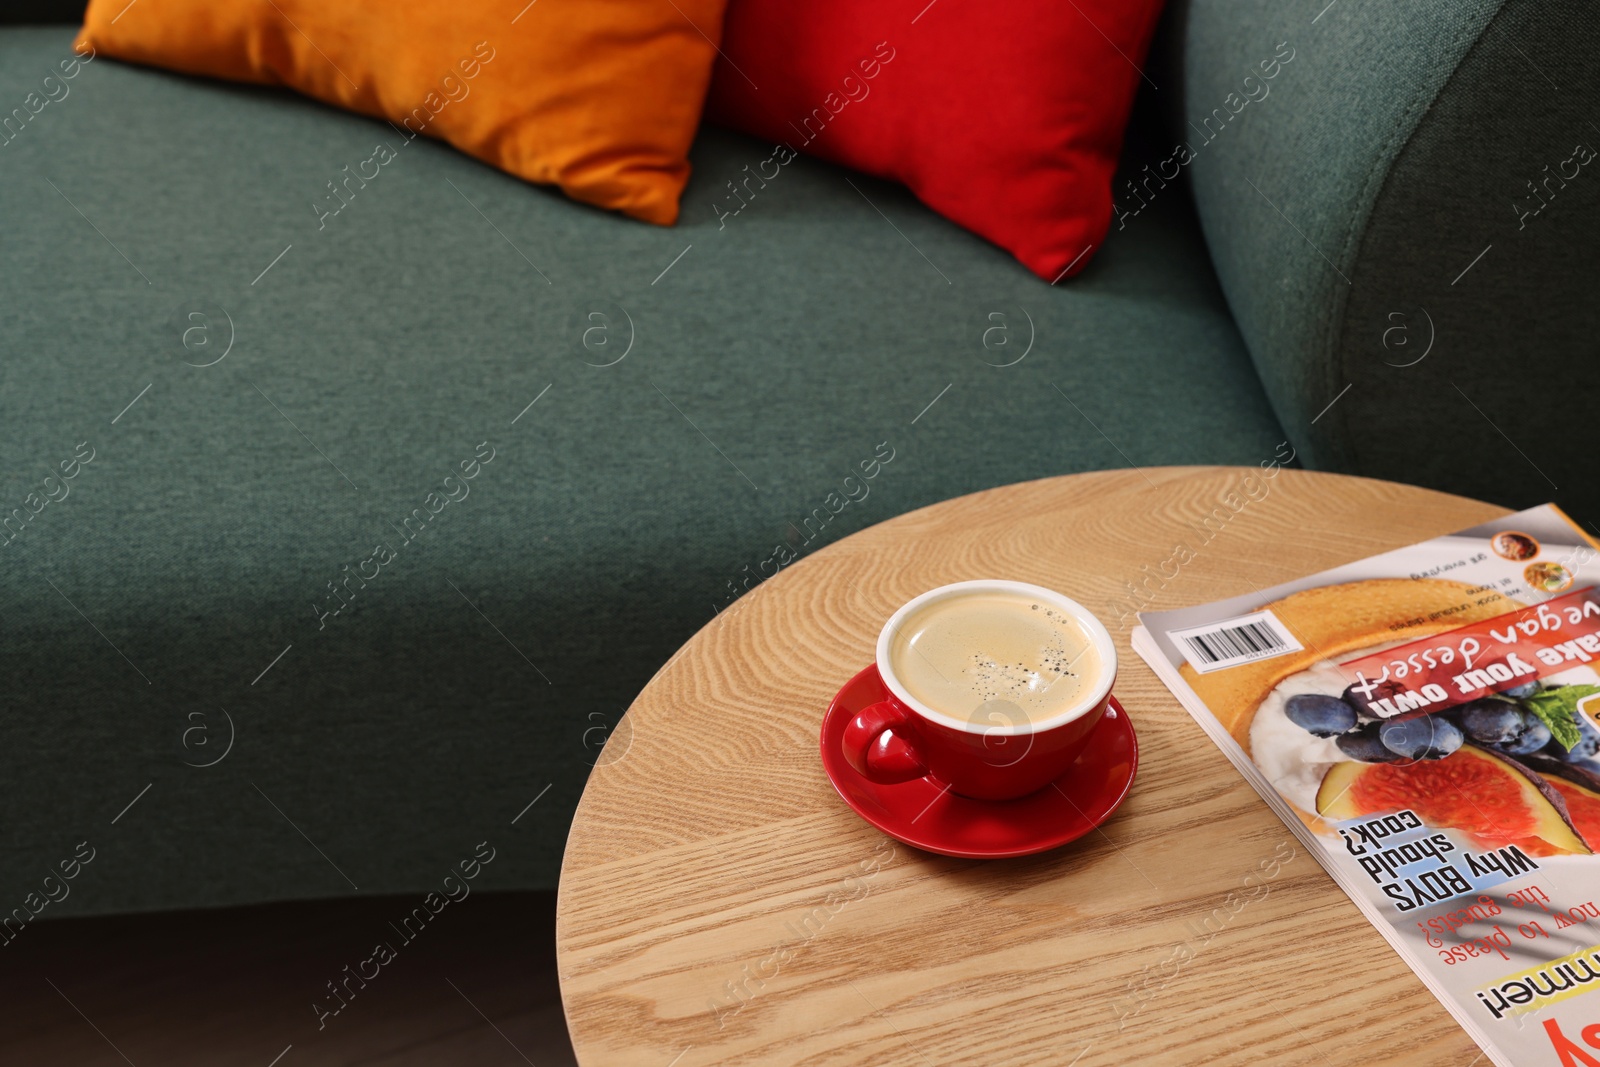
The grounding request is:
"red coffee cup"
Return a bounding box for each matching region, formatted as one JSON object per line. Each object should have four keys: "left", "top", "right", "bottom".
{"left": 841, "top": 580, "right": 1117, "bottom": 801}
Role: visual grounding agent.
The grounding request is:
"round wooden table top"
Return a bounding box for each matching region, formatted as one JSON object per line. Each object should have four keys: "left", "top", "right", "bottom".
{"left": 556, "top": 467, "right": 1507, "bottom": 1067}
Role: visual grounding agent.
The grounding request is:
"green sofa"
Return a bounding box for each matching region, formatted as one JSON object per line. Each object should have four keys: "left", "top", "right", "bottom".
{"left": 2, "top": 1, "right": 1593, "bottom": 919}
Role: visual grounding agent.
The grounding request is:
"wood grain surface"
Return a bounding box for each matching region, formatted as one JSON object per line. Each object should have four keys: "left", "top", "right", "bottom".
{"left": 556, "top": 467, "right": 1509, "bottom": 1067}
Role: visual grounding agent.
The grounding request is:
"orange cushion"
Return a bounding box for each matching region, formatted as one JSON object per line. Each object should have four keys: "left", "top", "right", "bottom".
{"left": 76, "top": 0, "right": 728, "bottom": 224}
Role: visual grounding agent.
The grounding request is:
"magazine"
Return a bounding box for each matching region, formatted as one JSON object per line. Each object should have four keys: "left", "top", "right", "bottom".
{"left": 1132, "top": 504, "right": 1600, "bottom": 1067}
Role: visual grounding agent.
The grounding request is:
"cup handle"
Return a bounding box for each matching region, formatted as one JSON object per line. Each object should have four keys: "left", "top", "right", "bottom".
{"left": 841, "top": 700, "right": 929, "bottom": 785}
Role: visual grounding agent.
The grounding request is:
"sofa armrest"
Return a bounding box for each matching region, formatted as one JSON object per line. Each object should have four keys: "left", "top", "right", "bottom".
{"left": 1149, "top": 0, "right": 1600, "bottom": 520}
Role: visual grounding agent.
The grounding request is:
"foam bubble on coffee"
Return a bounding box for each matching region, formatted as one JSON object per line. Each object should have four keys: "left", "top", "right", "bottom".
{"left": 888, "top": 589, "right": 1101, "bottom": 722}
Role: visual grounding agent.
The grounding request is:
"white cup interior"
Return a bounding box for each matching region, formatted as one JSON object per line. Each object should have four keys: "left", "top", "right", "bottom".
{"left": 874, "top": 579, "right": 1117, "bottom": 737}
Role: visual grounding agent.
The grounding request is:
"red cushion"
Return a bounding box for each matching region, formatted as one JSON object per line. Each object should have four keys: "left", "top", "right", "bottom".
{"left": 705, "top": 0, "right": 1166, "bottom": 281}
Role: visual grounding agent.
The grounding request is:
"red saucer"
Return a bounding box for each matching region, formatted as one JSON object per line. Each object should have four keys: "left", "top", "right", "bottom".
{"left": 819, "top": 664, "right": 1138, "bottom": 858}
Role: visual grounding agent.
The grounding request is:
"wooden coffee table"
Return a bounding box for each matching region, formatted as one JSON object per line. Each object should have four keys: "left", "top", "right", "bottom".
{"left": 556, "top": 467, "right": 1505, "bottom": 1066}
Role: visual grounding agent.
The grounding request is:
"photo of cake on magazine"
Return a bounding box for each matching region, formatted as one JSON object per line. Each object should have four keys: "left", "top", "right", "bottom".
{"left": 1133, "top": 504, "right": 1600, "bottom": 1067}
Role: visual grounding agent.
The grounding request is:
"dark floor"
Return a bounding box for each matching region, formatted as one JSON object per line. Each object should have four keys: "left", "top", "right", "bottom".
{"left": 0, "top": 890, "right": 579, "bottom": 1066}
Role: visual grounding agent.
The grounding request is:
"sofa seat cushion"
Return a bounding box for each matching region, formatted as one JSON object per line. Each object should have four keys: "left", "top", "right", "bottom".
{"left": 0, "top": 28, "right": 1283, "bottom": 914}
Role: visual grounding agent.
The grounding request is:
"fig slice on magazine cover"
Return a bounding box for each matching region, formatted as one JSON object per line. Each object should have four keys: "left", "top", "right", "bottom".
{"left": 1317, "top": 745, "right": 1591, "bottom": 857}
{"left": 1516, "top": 753, "right": 1600, "bottom": 846}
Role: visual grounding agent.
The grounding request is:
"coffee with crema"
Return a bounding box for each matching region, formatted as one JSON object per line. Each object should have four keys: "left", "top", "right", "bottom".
{"left": 887, "top": 589, "right": 1102, "bottom": 722}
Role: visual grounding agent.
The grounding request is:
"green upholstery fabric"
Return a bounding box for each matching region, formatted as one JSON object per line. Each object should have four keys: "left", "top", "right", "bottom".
{"left": 0, "top": 28, "right": 1284, "bottom": 916}
{"left": 1159, "top": 0, "right": 1599, "bottom": 522}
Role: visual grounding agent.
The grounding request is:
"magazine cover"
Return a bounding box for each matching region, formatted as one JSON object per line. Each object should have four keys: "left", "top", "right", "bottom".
{"left": 1133, "top": 504, "right": 1600, "bottom": 1067}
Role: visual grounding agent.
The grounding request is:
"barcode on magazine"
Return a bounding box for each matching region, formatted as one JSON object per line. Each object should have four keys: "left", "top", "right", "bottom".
{"left": 1169, "top": 610, "right": 1303, "bottom": 674}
